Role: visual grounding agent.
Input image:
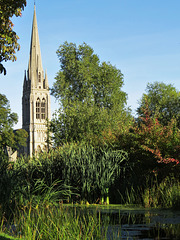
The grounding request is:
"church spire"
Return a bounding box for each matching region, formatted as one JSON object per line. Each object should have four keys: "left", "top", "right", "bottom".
{"left": 22, "top": 5, "right": 51, "bottom": 157}
{"left": 28, "top": 5, "right": 43, "bottom": 87}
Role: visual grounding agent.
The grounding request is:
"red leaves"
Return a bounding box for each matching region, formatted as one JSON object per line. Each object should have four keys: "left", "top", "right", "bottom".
{"left": 135, "top": 100, "right": 180, "bottom": 166}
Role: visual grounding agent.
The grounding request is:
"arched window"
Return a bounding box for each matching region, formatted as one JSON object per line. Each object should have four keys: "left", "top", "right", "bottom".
{"left": 36, "top": 98, "right": 40, "bottom": 119}
{"left": 41, "top": 98, "right": 46, "bottom": 119}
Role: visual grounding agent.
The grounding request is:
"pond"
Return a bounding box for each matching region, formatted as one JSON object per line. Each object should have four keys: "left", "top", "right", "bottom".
{"left": 73, "top": 205, "right": 180, "bottom": 239}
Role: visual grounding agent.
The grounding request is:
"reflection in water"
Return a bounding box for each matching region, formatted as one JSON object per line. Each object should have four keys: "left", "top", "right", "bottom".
{"left": 79, "top": 206, "right": 180, "bottom": 239}
{"left": 99, "top": 208, "right": 180, "bottom": 239}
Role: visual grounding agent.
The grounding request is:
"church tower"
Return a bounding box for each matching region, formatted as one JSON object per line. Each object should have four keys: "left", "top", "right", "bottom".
{"left": 22, "top": 5, "right": 51, "bottom": 156}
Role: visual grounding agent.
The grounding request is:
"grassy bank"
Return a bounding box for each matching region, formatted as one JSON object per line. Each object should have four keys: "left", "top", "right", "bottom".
{"left": 0, "top": 178, "right": 108, "bottom": 240}
{"left": 1, "top": 203, "right": 108, "bottom": 240}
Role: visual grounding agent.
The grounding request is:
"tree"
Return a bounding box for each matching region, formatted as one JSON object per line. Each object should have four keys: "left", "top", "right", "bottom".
{"left": 0, "top": 0, "right": 26, "bottom": 75}
{"left": 116, "top": 101, "right": 180, "bottom": 195}
{"left": 137, "top": 82, "right": 180, "bottom": 127}
{"left": 0, "top": 94, "right": 27, "bottom": 157}
{"left": 51, "top": 42, "right": 131, "bottom": 145}
{"left": 136, "top": 101, "right": 179, "bottom": 166}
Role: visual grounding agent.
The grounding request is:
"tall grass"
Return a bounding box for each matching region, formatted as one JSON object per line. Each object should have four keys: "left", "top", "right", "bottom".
{"left": 142, "top": 176, "right": 180, "bottom": 208}
{"left": 5, "top": 143, "right": 128, "bottom": 204}
{"left": 117, "top": 186, "right": 142, "bottom": 205}
{"left": 9, "top": 204, "right": 107, "bottom": 240}
{"left": 114, "top": 174, "right": 180, "bottom": 209}
{"left": 0, "top": 180, "right": 108, "bottom": 240}
{"left": 0, "top": 143, "right": 128, "bottom": 239}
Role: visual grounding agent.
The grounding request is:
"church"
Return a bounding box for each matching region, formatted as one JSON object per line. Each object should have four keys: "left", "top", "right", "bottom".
{"left": 22, "top": 6, "right": 51, "bottom": 157}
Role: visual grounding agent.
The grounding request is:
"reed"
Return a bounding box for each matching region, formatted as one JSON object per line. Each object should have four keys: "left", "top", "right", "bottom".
{"left": 7, "top": 143, "right": 128, "bottom": 204}
{"left": 1, "top": 204, "right": 108, "bottom": 239}
{"left": 143, "top": 176, "right": 180, "bottom": 208}
{"left": 0, "top": 178, "right": 108, "bottom": 239}
{"left": 15, "top": 205, "right": 106, "bottom": 239}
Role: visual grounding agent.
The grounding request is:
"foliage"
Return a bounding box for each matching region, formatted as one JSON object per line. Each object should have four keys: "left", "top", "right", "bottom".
{"left": 0, "top": 95, "right": 27, "bottom": 208}
{"left": 50, "top": 143, "right": 128, "bottom": 203}
{"left": 1, "top": 203, "right": 108, "bottom": 240}
{"left": 0, "top": 0, "right": 26, "bottom": 75}
{"left": 137, "top": 82, "right": 180, "bottom": 127}
{"left": 0, "top": 162, "right": 73, "bottom": 218}
{"left": 0, "top": 233, "right": 20, "bottom": 240}
{"left": 114, "top": 174, "right": 180, "bottom": 208}
{"left": 14, "top": 128, "right": 28, "bottom": 149}
{"left": 51, "top": 42, "right": 131, "bottom": 146}
{"left": 135, "top": 99, "right": 180, "bottom": 167}
{"left": 0, "top": 175, "right": 107, "bottom": 239}
{"left": 0, "top": 156, "right": 10, "bottom": 210}
{"left": 119, "top": 96, "right": 180, "bottom": 173}
{"left": 143, "top": 176, "right": 180, "bottom": 209}
{"left": 114, "top": 97, "right": 180, "bottom": 202}
{"left": 0, "top": 94, "right": 27, "bottom": 156}
{"left": 1, "top": 143, "right": 128, "bottom": 206}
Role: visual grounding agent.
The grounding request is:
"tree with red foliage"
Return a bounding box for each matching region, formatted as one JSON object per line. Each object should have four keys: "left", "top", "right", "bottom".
{"left": 136, "top": 99, "right": 179, "bottom": 166}
{"left": 118, "top": 97, "right": 179, "bottom": 179}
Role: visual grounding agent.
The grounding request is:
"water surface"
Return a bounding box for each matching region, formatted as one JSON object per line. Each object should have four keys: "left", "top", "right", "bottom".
{"left": 74, "top": 205, "right": 180, "bottom": 239}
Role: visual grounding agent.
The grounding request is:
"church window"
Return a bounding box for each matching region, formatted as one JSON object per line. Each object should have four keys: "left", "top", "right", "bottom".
{"left": 36, "top": 98, "right": 40, "bottom": 119}
{"left": 41, "top": 98, "right": 46, "bottom": 119}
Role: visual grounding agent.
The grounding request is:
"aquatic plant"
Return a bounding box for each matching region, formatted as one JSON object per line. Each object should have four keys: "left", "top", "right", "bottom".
{"left": 143, "top": 176, "right": 180, "bottom": 209}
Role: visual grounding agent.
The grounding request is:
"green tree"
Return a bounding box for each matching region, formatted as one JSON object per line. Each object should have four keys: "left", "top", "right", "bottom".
{"left": 0, "top": 0, "right": 26, "bottom": 75}
{"left": 0, "top": 94, "right": 27, "bottom": 157}
{"left": 51, "top": 42, "right": 131, "bottom": 145}
{"left": 137, "top": 82, "right": 180, "bottom": 127}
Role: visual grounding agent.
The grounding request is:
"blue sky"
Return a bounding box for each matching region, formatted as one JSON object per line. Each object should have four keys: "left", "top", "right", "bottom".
{"left": 1, "top": 0, "right": 180, "bottom": 129}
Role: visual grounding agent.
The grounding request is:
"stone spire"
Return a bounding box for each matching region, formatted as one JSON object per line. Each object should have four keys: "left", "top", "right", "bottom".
{"left": 22, "top": 4, "right": 51, "bottom": 157}
{"left": 28, "top": 5, "right": 43, "bottom": 88}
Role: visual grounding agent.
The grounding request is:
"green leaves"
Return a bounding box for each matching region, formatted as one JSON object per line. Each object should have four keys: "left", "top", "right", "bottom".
{"left": 137, "top": 82, "right": 180, "bottom": 127}
{"left": 51, "top": 42, "right": 131, "bottom": 145}
{"left": 0, "top": 0, "right": 26, "bottom": 75}
{"left": 46, "top": 143, "right": 128, "bottom": 201}
{"left": 0, "top": 94, "right": 27, "bottom": 154}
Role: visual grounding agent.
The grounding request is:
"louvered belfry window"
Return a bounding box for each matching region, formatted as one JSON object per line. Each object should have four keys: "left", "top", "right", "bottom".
{"left": 36, "top": 98, "right": 40, "bottom": 119}
{"left": 41, "top": 98, "right": 46, "bottom": 119}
